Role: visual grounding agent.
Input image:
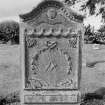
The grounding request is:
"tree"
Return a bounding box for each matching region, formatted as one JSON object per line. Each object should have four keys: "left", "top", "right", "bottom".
{"left": 81, "top": 0, "right": 105, "bottom": 17}
{"left": 64, "top": 0, "right": 105, "bottom": 44}
{"left": 84, "top": 25, "right": 94, "bottom": 43}
{"left": 80, "top": 0, "right": 105, "bottom": 44}
{"left": 0, "top": 20, "right": 19, "bottom": 44}
{"left": 64, "top": 0, "right": 105, "bottom": 17}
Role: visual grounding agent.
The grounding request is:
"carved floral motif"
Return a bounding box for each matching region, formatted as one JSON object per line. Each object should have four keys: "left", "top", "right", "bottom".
{"left": 26, "top": 37, "right": 38, "bottom": 48}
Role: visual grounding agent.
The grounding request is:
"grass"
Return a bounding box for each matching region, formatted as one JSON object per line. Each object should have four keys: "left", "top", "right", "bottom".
{"left": 0, "top": 45, "right": 21, "bottom": 96}
{"left": 0, "top": 44, "right": 105, "bottom": 104}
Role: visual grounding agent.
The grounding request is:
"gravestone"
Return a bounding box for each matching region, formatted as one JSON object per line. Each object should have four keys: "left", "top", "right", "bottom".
{"left": 19, "top": 0, "right": 84, "bottom": 105}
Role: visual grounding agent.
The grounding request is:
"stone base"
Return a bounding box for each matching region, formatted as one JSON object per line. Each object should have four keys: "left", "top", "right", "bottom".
{"left": 21, "top": 90, "right": 81, "bottom": 105}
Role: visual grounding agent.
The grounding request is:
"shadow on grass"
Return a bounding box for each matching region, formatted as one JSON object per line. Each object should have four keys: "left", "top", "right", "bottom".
{"left": 0, "top": 90, "right": 20, "bottom": 105}
{"left": 81, "top": 87, "right": 105, "bottom": 105}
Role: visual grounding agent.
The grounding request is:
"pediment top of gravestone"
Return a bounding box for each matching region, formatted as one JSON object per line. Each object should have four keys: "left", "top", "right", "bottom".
{"left": 19, "top": 0, "right": 84, "bottom": 23}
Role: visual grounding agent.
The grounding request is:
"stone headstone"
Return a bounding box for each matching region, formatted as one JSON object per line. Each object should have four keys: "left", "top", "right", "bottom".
{"left": 20, "top": 0, "right": 84, "bottom": 105}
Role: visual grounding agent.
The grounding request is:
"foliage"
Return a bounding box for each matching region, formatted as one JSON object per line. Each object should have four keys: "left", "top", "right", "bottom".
{"left": 64, "top": 0, "right": 105, "bottom": 17}
{"left": 84, "top": 25, "right": 94, "bottom": 43}
{"left": 0, "top": 21, "right": 19, "bottom": 44}
{"left": 64, "top": 0, "right": 105, "bottom": 44}
{"left": 1, "top": 1, "right": 105, "bottom": 44}
{"left": 81, "top": 0, "right": 105, "bottom": 16}
{"left": 84, "top": 26, "right": 105, "bottom": 44}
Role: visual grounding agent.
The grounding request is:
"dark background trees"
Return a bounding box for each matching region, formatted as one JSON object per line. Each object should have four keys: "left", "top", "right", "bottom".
{"left": 82, "top": 0, "right": 105, "bottom": 44}
{"left": 0, "top": 0, "right": 105, "bottom": 45}
{"left": 64, "top": 0, "right": 105, "bottom": 44}
{"left": 0, "top": 21, "right": 19, "bottom": 44}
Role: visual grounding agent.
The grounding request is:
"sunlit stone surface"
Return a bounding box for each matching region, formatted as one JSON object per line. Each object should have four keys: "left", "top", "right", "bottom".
{"left": 20, "top": 0, "right": 84, "bottom": 105}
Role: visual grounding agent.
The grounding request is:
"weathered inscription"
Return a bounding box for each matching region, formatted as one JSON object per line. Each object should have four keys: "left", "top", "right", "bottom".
{"left": 24, "top": 91, "right": 80, "bottom": 103}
